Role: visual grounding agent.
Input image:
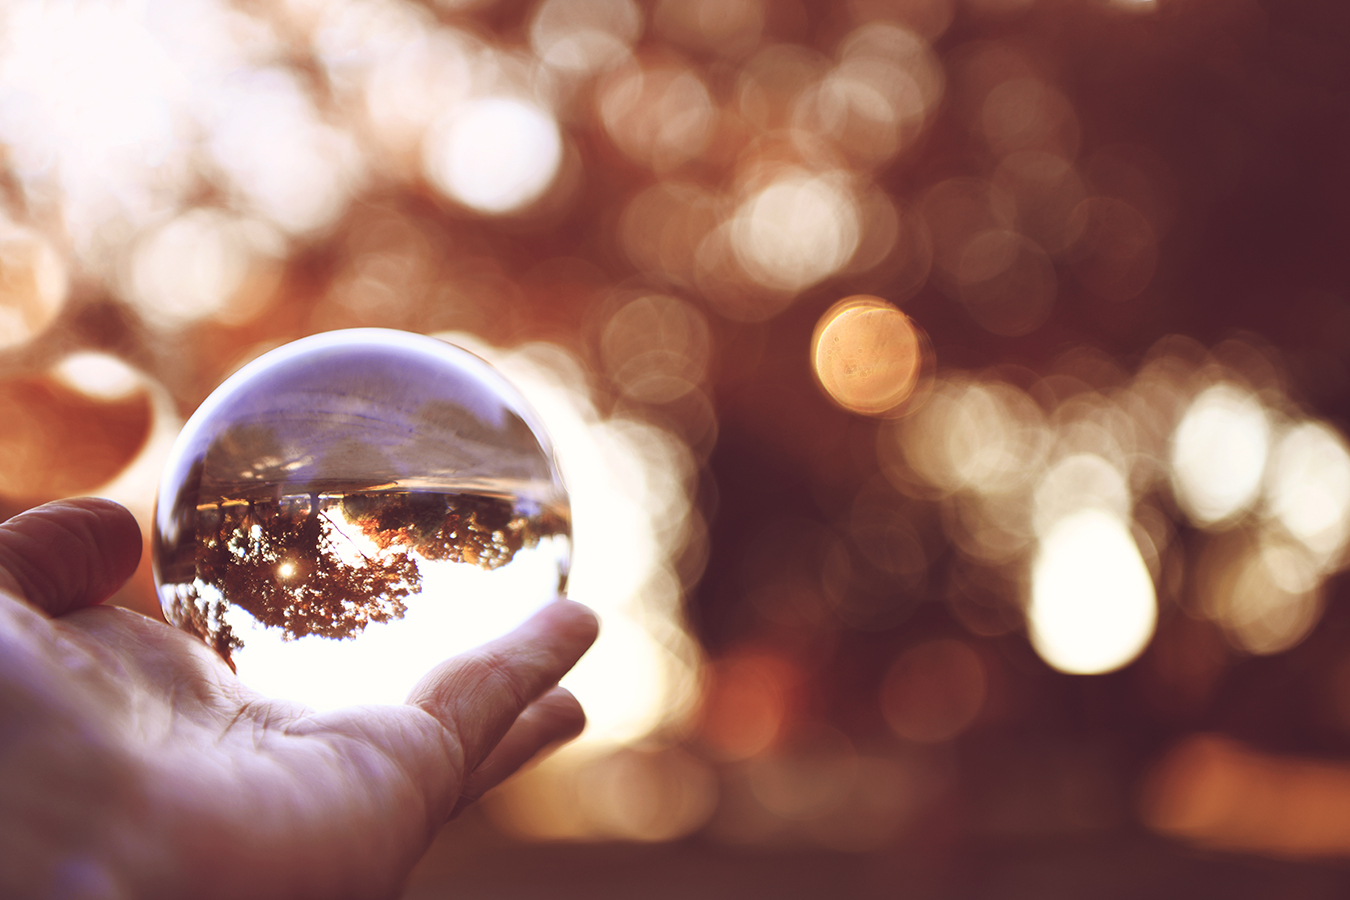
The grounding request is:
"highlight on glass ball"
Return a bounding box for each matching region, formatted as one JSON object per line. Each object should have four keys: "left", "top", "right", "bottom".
{"left": 152, "top": 329, "right": 571, "bottom": 712}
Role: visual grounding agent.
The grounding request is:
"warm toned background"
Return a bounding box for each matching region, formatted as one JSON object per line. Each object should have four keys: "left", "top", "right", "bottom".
{"left": 1, "top": 0, "right": 1349, "bottom": 896}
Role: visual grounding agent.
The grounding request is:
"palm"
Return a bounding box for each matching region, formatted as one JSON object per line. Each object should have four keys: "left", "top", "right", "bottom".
{"left": 0, "top": 499, "right": 596, "bottom": 900}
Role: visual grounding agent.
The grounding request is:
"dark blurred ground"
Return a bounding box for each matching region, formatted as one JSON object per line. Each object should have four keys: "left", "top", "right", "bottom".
{"left": 403, "top": 817, "right": 1350, "bottom": 899}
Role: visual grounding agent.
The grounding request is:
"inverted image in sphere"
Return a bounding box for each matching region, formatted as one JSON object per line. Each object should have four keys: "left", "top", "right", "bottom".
{"left": 152, "top": 329, "right": 570, "bottom": 712}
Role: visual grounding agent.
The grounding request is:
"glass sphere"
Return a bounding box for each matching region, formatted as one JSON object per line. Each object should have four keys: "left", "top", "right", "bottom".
{"left": 152, "top": 329, "right": 570, "bottom": 711}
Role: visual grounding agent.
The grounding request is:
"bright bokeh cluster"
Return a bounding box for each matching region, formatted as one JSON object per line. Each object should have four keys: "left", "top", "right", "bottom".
{"left": 874, "top": 337, "right": 1350, "bottom": 672}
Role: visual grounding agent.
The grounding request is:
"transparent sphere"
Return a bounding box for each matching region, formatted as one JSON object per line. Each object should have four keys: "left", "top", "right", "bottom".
{"left": 153, "top": 329, "right": 570, "bottom": 711}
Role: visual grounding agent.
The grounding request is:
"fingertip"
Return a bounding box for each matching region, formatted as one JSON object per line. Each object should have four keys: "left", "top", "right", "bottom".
{"left": 543, "top": 597, "right": 600, "bottom": 649}
{"left": 0, "top": 497, "right": 143, "bottom": 616}
{"left": 406, "top": 598, "right": 599, "bottom": 775}
{"left": 537, "top": 685, "right": 586, "bottom": 743}
{"left": 449, "top": 686, "right": 588, "bottom": 816}
{"left": 58, "top": 497, "right": 143, "bottom": 566}
{"left": 46, "top": 498, "right": 144, "bottom": 595}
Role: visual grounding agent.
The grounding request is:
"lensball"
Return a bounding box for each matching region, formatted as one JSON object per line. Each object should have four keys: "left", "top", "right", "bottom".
{"left": 152, "top": 329, "right": 570, "bottom": 711}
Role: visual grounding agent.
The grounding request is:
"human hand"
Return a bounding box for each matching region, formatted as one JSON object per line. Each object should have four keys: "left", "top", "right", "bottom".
{"left": 0, "top": 498, "right": 598, "bottom": 900}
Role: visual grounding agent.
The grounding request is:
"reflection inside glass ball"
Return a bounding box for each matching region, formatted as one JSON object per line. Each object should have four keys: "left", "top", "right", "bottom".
{"left": 152, "top": 329, "right": 570, "bottom": 712}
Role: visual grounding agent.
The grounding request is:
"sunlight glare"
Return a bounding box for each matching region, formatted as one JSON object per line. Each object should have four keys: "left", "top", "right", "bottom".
{"left": 0, "top": 1, "right": 184, "bottom": 250}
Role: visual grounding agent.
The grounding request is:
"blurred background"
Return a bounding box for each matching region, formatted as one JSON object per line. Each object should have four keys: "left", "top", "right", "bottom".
{"left": 2, "top": 0, "right": 1350, "bottom": 895}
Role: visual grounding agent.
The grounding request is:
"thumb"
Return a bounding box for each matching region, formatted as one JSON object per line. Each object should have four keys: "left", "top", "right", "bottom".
{"left": 0, "top": 498, "right": 143, "bottom": 617}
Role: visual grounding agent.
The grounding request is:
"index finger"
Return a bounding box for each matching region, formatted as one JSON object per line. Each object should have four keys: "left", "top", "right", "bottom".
{"left": 406, "top": 598, "right": 598, "bottom": 776}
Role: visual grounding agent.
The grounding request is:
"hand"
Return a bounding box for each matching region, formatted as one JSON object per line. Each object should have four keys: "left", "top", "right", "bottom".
{"left": 0, "top": 498, "right": 598, "bottom": 900}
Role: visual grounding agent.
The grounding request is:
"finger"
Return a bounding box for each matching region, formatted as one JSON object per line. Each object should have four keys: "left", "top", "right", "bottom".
{"left": 407, "top": 598, "right": 597, "bottom": 776}
{"left": 0, "top": 498, "right": 142, "bottom": 617}
{"left": 452, "top": 686, "right": 585, "bottom": 816}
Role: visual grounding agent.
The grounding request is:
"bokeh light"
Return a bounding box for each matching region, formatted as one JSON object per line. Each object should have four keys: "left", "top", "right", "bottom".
{"left": 125, "top": 209, "right": 282, "bottom": 327}
{"left": 1216, "top": 537, "right": 1322, "bottom": 655}
{"left": 811, "top": 296, "right": 925, "bottom": 417}
{"left": 1029, "top": 508, "right": 1157, "bottom": 675}
{"left": 531, "top": 0, "right": 642, "bottom": 74}
{"left": 599, "top": 61, "right": 715, "bottom": 172}
{"left": 739, "top": 44, "right": 831, "bottom": 132}
{"left": 1171, "top": 383, "right": 1271, "bottom": 527}
{"left": 600, "top": 293, "right": 710, "bottom": 403}
{"left": 1143, "top": 734, "right": 1350, "bottom": 858}
{"left": 1267, "top": 421, "right": 1350, "bottom": 564}
{"left": 797, "top": 23, "right": 944, "bottom": 170}
{"left": 423, "top": 97, "right": 563, "bottom": 215}
{"left": 731, "top": 168, "right": 861, "bottom": 295}
{"left": 653, "top": 0, "right": 764, "bottom": 58}
{"left": 0, "top": 223, "right": 66, "bottom": 350}
{"left": 208, "top": 68, "right": 365, "bottom": 236}
{"left": 697, "top": 650, "right": 798, "bottom": 761}
{"left": 50, "top": 352, "right": 143, "bottom": 402}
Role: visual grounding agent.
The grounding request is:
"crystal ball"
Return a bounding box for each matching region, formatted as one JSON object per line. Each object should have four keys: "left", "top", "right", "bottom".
{"left": 152, "top": 329, "right": 570, "bottom": 711}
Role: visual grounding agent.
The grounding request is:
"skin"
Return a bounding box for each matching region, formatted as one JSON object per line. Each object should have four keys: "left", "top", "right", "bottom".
{"left": 0, "top": 498, "right": 599, "bottom": 900}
